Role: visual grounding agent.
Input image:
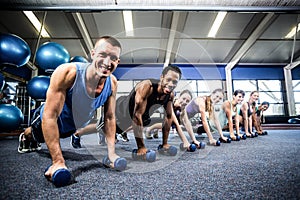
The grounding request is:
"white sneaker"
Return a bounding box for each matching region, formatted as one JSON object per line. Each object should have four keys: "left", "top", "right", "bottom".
{"left": 18, "top": 133, "right": 31, "bottom": 153}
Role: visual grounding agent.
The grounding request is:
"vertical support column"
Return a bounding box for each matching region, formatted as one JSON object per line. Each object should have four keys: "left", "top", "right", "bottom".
{"left": 164, "top": 11, "right": 180, "bottom": 68}
{"left": 225, "top": 61, "right": 237, "bottom": 101}
{"left": 284, "top": 67, "right": 296, "bottom": 116}
{"left": 225, "top": 67, "right": 233, "bottom": 101}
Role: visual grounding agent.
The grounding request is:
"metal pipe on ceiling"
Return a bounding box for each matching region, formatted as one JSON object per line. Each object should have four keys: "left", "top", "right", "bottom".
{"left": 1, "top": 6, "right": 300, "bottom": 12}
{"left": 1, "top": 0, "right": 300, "bottom": 12}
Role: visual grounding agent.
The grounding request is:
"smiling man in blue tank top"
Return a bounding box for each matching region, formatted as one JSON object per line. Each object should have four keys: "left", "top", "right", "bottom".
{"left": 18, "top": 36, "right": 124, "bottom": 186}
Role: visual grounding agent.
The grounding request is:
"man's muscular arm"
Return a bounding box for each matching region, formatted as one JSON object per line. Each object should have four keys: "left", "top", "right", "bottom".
{"left": 103, "top": 75, "right": 120, "bottom": 163}
{"left": 132, "top": 80, "right": 152, "bottom": 148}
{"left": 43, "top": 63, "right": 76, "bottom": 176}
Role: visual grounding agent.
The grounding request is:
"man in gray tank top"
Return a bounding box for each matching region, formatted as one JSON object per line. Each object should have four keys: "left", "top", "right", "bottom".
{"left": 18, "top": 36, "right": 125, "bottom": 187}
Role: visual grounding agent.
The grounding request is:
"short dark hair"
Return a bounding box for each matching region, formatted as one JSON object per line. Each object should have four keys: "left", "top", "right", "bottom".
{"left": 162, "top": 65, "right": 182, "bottom": 79}
{"left": 261, "top": 101, "right": 270, "bottom": 106}
{"left": 233, "top": 89, "right": 245, "bottom": 97}
{"left": 95, "top": 36, "right": 122, "bottom": 50}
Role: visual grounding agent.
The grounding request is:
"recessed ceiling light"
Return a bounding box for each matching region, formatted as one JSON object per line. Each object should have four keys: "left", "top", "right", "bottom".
{"left": 207, "top": 11, "right": 227, "bottom": 38}
{"left": 123, "top": 11, "right": 134, "bottom": 37}
{"left": 285, "top": 23, "right": 300, "bottom": 39}
{"left": 23, "top": 11, "right": 50, "bottom": 38}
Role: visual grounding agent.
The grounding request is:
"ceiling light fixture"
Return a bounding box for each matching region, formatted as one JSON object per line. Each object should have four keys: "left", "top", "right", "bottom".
{"left": 123, "top": 11, "right": 134, "bottom": 36}
{"left": 207, "top": 11, "right": 227, "bottom": 38}
{"left": 285, "top": 23, "right": 300, "bottom": 39}
{"left": 23, "top": 11, "right": 50, "bottom": 38}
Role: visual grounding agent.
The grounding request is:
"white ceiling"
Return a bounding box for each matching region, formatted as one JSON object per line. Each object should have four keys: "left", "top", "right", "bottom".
{"left": 0, "top": 1, "right": 300, "bottom": 68}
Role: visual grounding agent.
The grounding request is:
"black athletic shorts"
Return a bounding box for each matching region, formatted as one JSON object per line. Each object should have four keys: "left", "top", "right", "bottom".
{"left": 31, "top": 106, "right": 75, "bottom": 143}
{"left": 31, "top": 106, "right": 44, "bottom": 143}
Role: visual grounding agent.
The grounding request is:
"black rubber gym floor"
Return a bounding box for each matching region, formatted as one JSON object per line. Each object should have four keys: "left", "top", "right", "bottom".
{"left": 1, "top": 129, "right": 299, "bottom": 200}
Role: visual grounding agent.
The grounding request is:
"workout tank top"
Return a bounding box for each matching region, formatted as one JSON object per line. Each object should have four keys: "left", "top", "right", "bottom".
{"left": 185, "top": 99, "right": 200, "bottom": 119}
{"left": 217, "top": 101, "right": 236, "bottom": 128}
{"left": 255, "top": 106, "right": 261, "bottom": 116}
{"left": 116, "top": 79, "right": 171, "bottom": 124}
{"left": 239, "top": 102, "right": 253, "bottom": 117}
{"left": 40, "top": 63, "right": 112, "bottom": 134}
{"left": 218, "top": 108, "right": 227, "bottom": 129}
{"left": 173, "top": 104, "right": 181, "bottom": 124}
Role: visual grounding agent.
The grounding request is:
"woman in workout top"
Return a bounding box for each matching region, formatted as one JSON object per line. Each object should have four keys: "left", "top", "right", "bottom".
{"left": 214, "top": 89, "right": 245, "bottom": 141}
{"left": 180, "top": 89, "right": 229, "bottom": 146}
{"left": 239, "top": 91, "right": 259, "bottom": 137}
{"left": 253, "top": 101, "right": 269, "bottom": 135}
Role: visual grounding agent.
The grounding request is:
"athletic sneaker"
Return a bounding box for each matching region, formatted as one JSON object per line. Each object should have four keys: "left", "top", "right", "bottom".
{"left": 117, "top": 132, "right": 129, "bottom": 142}
{"left": 153, "top": 130, "right": 159, "bottom": 139}
{"left": 144, "top": 130, "right": 153, "bottom": 139}
{"left": 30, "top": 140, "right": 42, "bottom": 151}
{"left": 18, "top": 133, "right": 31, "bottom": 153}
{"left": 71, "top": 134, "right": 82, "bottom": 148}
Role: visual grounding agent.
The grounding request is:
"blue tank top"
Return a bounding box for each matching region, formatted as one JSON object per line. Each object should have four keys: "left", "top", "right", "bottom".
{"left": 40, "top": 63, "right": 112, "bottom": 134}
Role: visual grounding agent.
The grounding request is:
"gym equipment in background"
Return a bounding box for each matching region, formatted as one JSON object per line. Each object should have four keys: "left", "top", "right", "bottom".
{"left": 70, "top": 56, "right": 88, "bottom": 63}
{"left": 0, "top": 33, "right": 31, "bottom": 67}
{"left": 35, "top": 42, "right": 70, "bottom": 73}
{"left": 0, "top": 104, "right": 24, "bottom": 132}
{"left": 26, "top": 75, "right": 50, "bottom": 101}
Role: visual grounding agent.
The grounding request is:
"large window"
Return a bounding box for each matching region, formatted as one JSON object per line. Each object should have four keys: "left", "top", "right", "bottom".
{"left": 233, "top": 80, "right": 257, "bottom": 93}
{"left": 175, "top": 80, "right": 198, "bottom": 98}
{"left": 196, "top": 80, "right": 223, "bottom": 96}
{"left": 118, "top": 79, "right": 225, "bottom": 100}
{"left": 117, "top": 80, "right": 134, "bottom": 99}
{"left": 233, "top": 80, "right": 285, "bottom": 116}
{"left": 117, "top": 79, "right": 295, "bottom": 116}
{"left": 258, "top": 80, "right": 284, "bottom": 116}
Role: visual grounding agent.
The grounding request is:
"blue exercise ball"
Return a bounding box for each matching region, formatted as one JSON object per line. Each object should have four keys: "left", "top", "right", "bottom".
{"left": 35, "top": 42, "right": 70, "bottom": 72}
{"left": 70, "top": 56, "right": 88, "bottom": 63}
{"left": 27, "top": 75, "right": 50, "bottom": 100}
{"left": 0, "top": 33, "right": 31, "bottom": 67}
{"left": 0, "top": 104, "right": 24, "bottom": 132}
{"left": 288, "top": 118, "right": 300, "bottom": 124}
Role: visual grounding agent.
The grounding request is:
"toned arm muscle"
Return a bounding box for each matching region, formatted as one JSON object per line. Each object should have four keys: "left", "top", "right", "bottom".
{"left": 42, "top": 63, "right": 76, "bottom": 163}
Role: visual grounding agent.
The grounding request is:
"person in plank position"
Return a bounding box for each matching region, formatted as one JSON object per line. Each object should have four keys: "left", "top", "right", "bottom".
{"left": 115, "top": 65, "right": 182, "bottom": 161}
{"left": 18, "top": 36, "right": 126, "bottom": 187}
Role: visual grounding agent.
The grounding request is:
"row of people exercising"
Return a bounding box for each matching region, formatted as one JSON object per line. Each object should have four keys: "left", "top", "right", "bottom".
{"left": 144, "top": 89, "right": 269, "bottom": 145}
{"left": 99, "top": 88, "right": 269, "bottom": 148}
{"left": 16, "top": 35, "right": 268, "bottom": 187}
{"left": 18, "top": 36, "right": 207, "bottom": 187}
